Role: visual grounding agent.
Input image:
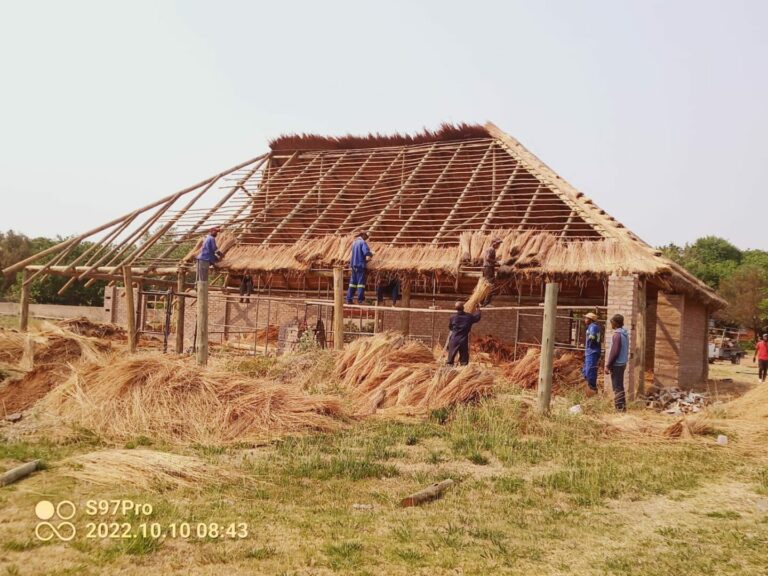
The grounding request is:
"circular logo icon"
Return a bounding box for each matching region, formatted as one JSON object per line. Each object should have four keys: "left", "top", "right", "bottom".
{"left": 35, "top": 500, "right": 55, "bottom": 521}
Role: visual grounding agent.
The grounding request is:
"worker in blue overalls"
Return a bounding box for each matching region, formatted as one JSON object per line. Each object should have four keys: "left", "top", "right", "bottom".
{"left": 582, "top": 312, "right": 602, "bottom": 392}
{"left": 446, "top": 301, "right": 482, "bottom": 366}
{"left": 346, "top": 231, "right": 373, "bottom": 304}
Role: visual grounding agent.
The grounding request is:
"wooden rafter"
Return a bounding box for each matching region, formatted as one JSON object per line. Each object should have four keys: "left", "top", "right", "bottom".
{"left": 243, "top": 153, "right": 324, "bottom": 238}
{"left": 517, "top": 184, "right": 542, "bottom": 231}
{"left": 299, "top": 153, "right": 377, "bottom": 240}
{"left": 560, "top": 209, "right": 576, "bottom": 239}
{"left": 480, "top": 165, "right": 519, "bottom": 232}
{"left": 431, "top": 142, "right": 494, "bottom": 244}
{"left": 337, "top": 149, "right": 406, "bottom": 232}
{"left": 261, "top": 153, "right": 348, "bottom": 245}
{"left": 367, "top": 144, "right": 438, "bottom": 236}
{"left": 392, "top": 144, "right": 463, "bottom": 244}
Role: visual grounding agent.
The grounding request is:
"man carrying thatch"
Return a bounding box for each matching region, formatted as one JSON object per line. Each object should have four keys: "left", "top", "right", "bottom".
{"left": 604, "top": 314, "right": 629, "bottom": 411}
{"left": 582, "top": 312, "right": 602, "bottom": 393}
{"left": 447, "top": 301, "right": 482, "bottom": 366}
{"left": 239, "top": 270, "right": 253, "bottom": 303}
{"left": 346, "top": 231, "right": 373, "bottom": 305}
{"left": 196, "top": 226, "right": 223, "bottom": 282}
{"left": 480, "top": 238, "right": 503, "bottom": 307}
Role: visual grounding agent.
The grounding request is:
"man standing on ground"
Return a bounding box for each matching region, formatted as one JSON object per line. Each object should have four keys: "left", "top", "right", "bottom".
{"left": 197, "top": 226, "right": 223, "bottom": 282}
{"left": 480, "top": 238, "right": 502, "bottom": 307}
{"left": 346, "top": 231, "right": 373, "bottom": 305}
{"left": 754, "top": 333, "right": 768, "bottom": 383}
{"left": 604, "top": 314, "right": 629, "bottom": 412}
{"left": 446, "top": 301, "right": 482, "bottom": 366}
{"left": 582, "top": 312, "right": 602, "bottom": 393}
{"left": 239, "top": 270, "right": 253, "bottom": 303}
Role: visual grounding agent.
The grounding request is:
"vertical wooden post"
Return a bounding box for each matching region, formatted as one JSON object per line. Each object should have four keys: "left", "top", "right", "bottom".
{"left": 19, "top": 268, "right": 30, "bottom": 332}
{"left": 632, "top": 277, "right": 647, "bottom": 399}
{"left": 538, "top": 282, "right": 559, "bottom": 414}
{"left": 175, "top": 270, "right": 186, "bottom": 354}
{"left": 333, "top": 266, "right": 344, "bottom": 350}
{"left": 373, "top": 300, "right": 379, "bottom": 334}
{"left": 122, "top": 266, "right": 137, "bottom": 353}
{"left": 401, "top": 280, "right": 411, "bottom": 336}
{"left": 197, "top": 264, "right": 209, "bottom": 365}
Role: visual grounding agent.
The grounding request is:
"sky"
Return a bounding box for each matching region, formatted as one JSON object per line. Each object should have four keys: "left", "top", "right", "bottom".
{"left": 1, "top": 0, "right": 766, "bottom": 250}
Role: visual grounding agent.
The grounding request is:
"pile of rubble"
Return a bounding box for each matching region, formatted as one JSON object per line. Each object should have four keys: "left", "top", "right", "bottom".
{"left": 642, "top": 387, "right": 708, "bottom": 414}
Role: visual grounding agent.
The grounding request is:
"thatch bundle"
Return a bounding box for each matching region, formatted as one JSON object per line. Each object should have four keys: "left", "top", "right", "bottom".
{"left": 62, "top": 449, "right": 229, "bottom": 491}
{"left": 38, "top": 353, "right": 345, "bottom": 444}
{"left": 464, "top": 278, "right": 492, "bottom": 313}
{"left": 503, "top": 347, "right": 584, "bottom": 394}
{"left": 0, "top": 325, "right": 109, "bottom": 414}
{"left": 472, "top": 335, "right": 516, "bottom": 364}
{"left": 336, "top": 332, "right": 495, "bottom": 415}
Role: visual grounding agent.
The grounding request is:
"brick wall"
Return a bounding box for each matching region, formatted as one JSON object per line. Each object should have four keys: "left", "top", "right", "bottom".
{"left": 680, "top": 298, "right": 708, "bottom": 387}
{"left": 653, "top": 292, "right": 683, "bottom": 388}
{"left": 645, "top": 298, "right": 657, "bottom": 370}
{"left": 606, "top": 274, "right": 639, "bottom": 396}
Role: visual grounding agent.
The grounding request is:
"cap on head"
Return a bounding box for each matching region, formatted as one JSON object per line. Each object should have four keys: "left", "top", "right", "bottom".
{"left": 455, "top": 301, "right": 465, "bottom": 312}
{"left": 763, "top": 333, "right": 768, "bottom": 339}
{"left": 209, "top": 226, "right": 221, "bottom": 235}
{"left": 491, "top": 237, "right": 502, "bottom": 246}
{"left": 584, "top": 312, "right": 598, "bottom": 321}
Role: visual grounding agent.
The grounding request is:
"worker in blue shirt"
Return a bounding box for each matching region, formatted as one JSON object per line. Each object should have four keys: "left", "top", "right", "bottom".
{"left": 446, "top": 301, "right": 482, "bottom": 366}
{"left": 582, "top": 312, "right": 602, "bottom": 392}
{"left": 196, "top": 226, "right": 223, "bottom": 282}
{"left": 346, "top": 231, "right": 373, "bottom": 304}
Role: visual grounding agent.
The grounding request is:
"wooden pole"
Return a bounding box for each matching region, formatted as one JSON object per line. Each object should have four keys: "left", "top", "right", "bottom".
{"left": 175, "top": 270, "right": 186, "bottom": 354}
{"left": 333, "top": 266, "right": 344, "bottom": 350}
{"left": 401, "top": 280, "right": 412, "bottom": 336}
{"left": 0, "top": 460, "right": 40, "bottom": 487}
{"left": 197, "top": 264, "right": 209, "bottom": 365}
{"left": 401, "top": 479, "right": 454, "bottom": 507}
{"left": 122, "top": 266, "right": 137, "bottom": 353}
{"left": 538, "top": 282, "right": 559, "bottom": 414}
{"left": 632, "top": 278, "right": 647, "bottom": 399}
{"left": 19, "top": 268, "right": 30, "bottom": 332}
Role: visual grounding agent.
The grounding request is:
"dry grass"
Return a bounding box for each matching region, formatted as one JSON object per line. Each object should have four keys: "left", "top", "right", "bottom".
{"left": 55, "top": 317, "right": 126, "bottom": 339}
{"left": 464, "top": 278, "right": 492, "bottom": 313}
{"left": 503, "top": 347, "right": 584, "bottom": 394}
{"left": 37, "top": 352, "right": 346, "bottom": 444}
{"left": 336, "top": 332, "right": 495, "bottom": 416}
{"left": 62, "top": 449, "right": 229, "bottom": 491}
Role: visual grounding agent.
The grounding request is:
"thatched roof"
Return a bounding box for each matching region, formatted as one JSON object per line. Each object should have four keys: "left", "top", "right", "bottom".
{"left": 4, "top": 121, "right": 724, "bottom": 307}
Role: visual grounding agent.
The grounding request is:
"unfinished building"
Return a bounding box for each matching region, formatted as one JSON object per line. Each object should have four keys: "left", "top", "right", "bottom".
{"left": 4, "top": 122, "right": 724, "bottom": 394}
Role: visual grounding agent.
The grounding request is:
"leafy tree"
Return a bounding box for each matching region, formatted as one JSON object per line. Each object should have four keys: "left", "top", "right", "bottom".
{"left": 717, "top": 264, "right": 768, "bottom": 336}
{"left": 659, "top": 236, "right": 742, "bottom": 289}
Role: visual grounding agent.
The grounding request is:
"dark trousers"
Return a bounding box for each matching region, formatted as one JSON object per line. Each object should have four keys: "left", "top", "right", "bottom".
{"left": 376, "top": 280, "right": 399, "bottom": 304}
{"left": 447, "top": 337, "right": 470, "bottom": 366}
{"left": 759, "top": 359, "right": 768, "bottom": 381}
{"left": 610, "top": 364, "right": 627, "bottom": 411}
{"left": 346, "top": 267, "right": 366, "bottom": 304}
{"left": 239, "top": 281, "right": 252, "bottom": 303}
{"left": 582, "top": 352, "right": 600, "bottom": 391}
{"left": 481, "top": 265, "right": 496, "bottom": 306}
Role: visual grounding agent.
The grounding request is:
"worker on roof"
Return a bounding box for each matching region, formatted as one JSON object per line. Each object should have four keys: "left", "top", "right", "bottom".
{"left": 604, "top": 314, "right": 629, "bottom": 412}
{"left": 480, "top": 238, "right": 503, "bottom": 307}
{"left": 376, "top": 274, "right": 400, "bottom": 307}
{"left": 582, "top": 312, "right": 602, "bottom": 393}
{"left": 446, "top": 301, "right": 482, "bottom": 366}
{"left": 754, "top": 333, "right": 768, "bottom": 383}
{"left": 346, "top": 231, "right": 373, "bottom": 305}
{"left": 196, "top": 226, "right": 223, "bottom": 282}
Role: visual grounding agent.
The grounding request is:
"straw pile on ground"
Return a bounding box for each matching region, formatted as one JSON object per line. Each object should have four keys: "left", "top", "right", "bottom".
{"left": 56, "top": 317, "right": 126, "bottom": 339}
{"left": 473, "top": 335, "right": 516, "bottom": 363}
{"left": 62, "top": 449, "right": 228, "bottom": 491}
{"left": 504, "top": 347, "right": 584, "bottom": 394}
{"left": 37, "top": 353, "right": 345, "bottom": 444}
{"left": 0, "top": 325, "right": 109, "bottom": 414}
{"left": 336, "top": 332, "right": 495, "bottom": 416}
{"left": 602, "top": 413, "right": 713, "bottom": 441}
